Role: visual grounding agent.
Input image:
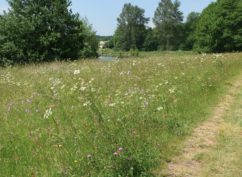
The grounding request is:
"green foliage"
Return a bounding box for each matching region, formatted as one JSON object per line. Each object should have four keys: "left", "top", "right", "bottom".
{"left": 105, "top": 40, "right": 114, "bottom": 49}
{"left": 153, "top": 0, "right": 183, "bottom": 50}
{"left": 80, "top": 18, "right": 99, "bottom": 58}
{"left": 113, "top": 3, "right": 149, "bottom": 51}
{"left": 194, "top": 0, "right": 242, "bottom": 52}
{"left": 181, "top": 12, "right": 200, "bottom": 50}
{"left": 194, "top": 3, "right": 221, "bottom": 53}
{"left": 143, "top": 28, "right": 159, "bottom": 51}
{"left": 129, "top": 48, "right": 139, "bottom": 57}
{"left": 0, "top": 0, "right": 97, "bottom": 66}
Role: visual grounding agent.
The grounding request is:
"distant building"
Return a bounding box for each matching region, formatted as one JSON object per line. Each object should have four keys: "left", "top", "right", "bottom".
{"left": 99, "top": 41, "right": 109, "bottom": 49}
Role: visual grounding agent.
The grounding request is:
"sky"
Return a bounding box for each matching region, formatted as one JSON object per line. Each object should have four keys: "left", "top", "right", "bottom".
{"left": 0, "top": 0, "right": 215, "bottom": 36}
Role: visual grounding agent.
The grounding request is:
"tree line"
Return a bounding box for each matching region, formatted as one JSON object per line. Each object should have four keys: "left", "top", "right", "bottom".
{"left": 113, "top": 0, "right": 242, "bottom": 53}
{"left": 0, "top": 0, "right": 242, "bottom": 66}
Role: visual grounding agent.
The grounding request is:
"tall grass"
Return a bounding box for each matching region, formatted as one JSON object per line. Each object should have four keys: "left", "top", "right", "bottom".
{"left": 0, "top": 52, "right": 242, "bottom": 176}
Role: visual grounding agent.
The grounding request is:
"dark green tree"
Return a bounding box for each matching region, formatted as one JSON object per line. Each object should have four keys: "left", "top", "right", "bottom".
{"left": 194, "top": 2, "right": 222, "bottom": 52}
{"left": 194, "top": 0, "right": 242, "bottom": 52}
{"left": 113, "top": 3, "right": 149, "bottom": 51}
{"left": 143, "top": 28, "right": 158, "bottom": 51}
{"left": 153, "top": 0, "right": 183, "bottom": 50}
{"left": 0, "top": 0, "right": 97, "bottom": 66}
{"left": 181, "top": 12, "right": 200, "bottom": 50}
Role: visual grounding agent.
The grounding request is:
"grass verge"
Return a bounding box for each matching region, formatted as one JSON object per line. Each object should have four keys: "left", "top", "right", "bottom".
{"left": 199, "top": 88, "right": 242, "bottom": 177}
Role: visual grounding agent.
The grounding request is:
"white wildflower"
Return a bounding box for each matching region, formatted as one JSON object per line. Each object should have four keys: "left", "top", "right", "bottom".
{"left": 169, "top": 87, "right": 176, "bottom": 94}
{"left": 120, "top": 72, "right": 125, "bottom": 76}
{"left": 61, "top": 84, "right": 66, "bottom": 90}
{"left": 109, "top": 103, "right": 116, "bottom": 107}
{"left": 213, "top": 53, "right": 223, "bottom": 58}
{"left": 89, "top": 78, "right": 95, "bottom": 84}
{"left": 44, "top": 108, "right": 52, "bottom": 119}
{"left": 80, "top": 86, "right": 87, "bottom": 91}
{"left": 71, "top": 83, "right": 78, "bottom": 92}
{"left": 157, "top": 106, "right": 164, "bottom": 111}
{"left": 83, "top": 101, "right": 91, "bottom": 107}
{"left": 73, "top": 70, "right": 80, "bottom": 75}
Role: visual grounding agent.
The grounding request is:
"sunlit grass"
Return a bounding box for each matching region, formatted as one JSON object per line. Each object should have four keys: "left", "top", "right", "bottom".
{"left": 1, "top": 52, "right": 242, "bottom": 176}
{"left": 200, "top": 88, "right": 242, "bottom": 177}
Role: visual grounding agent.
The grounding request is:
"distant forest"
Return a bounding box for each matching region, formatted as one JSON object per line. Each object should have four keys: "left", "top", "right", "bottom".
{"left": 96, "top": 36, "right": 112, "bottom": 42}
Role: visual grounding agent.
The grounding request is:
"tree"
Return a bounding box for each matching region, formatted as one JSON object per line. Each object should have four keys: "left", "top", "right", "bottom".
{"left": 194, "top": 0, "right": 242, "bottom": 52}
{"left": 181, "top": 12, "right": 200, "bottom": 50}
{"left": 143, "top": 28, "right": 158, "bottom": 51}
{"left": 113, "top": 3, "right": 149, "bottom": 51}
{"left": 80, "top": 18, "right": 98, "bottom": 58}
{"left": 0, "top": 0, "right": 97, "bottom": 66}
{"left": 194, "top": 2, "right": 222, "bottom": 52}
{"left": 153, "top": 0, "right": 183, "bottom": 50}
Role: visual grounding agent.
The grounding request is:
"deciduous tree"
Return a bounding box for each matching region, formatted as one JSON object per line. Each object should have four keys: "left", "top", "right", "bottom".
{"left": 181, "top": 12, "right": 200, "bottom": 50}
{"left": 153, "top": 0, "right": 183, "bottom": 50}
{"left": 143, "top": 28, "right": 158, "bottom": 51}
{"left": 113, "top": 3, "right": 149, "bottom": 51}
{"left": 0, "top": 0, "right": 97, "bottom": 66}
{"left": 194, "top": 0, "right": 242, "bottom": 52}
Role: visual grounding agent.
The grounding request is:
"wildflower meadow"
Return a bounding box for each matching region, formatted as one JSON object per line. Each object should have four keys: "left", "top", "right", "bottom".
{"left": 1, "top": 52, "right": 242, "bottom": 176}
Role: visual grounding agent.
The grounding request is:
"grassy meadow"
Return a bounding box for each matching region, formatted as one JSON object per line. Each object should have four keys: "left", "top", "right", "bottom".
{"left": 1, "top": 52, "right": 242, "bottom": 176}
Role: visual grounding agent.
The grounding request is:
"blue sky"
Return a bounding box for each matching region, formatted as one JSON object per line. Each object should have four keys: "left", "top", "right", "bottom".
{"left": 0, "top": 0, "right": 215, "bottom": 35}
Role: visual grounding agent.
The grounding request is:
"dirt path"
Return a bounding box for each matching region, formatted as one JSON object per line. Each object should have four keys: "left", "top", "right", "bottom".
{"left": 161, "top": 75, "right": 242, "bottom": 177}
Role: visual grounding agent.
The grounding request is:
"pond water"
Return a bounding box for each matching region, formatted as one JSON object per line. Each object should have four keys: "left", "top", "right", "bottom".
{"left": 98, "top": 56, "right": 117, "bottom": 61}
